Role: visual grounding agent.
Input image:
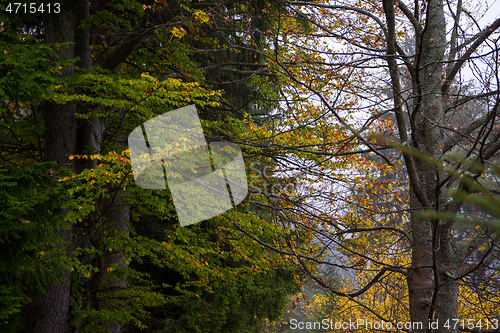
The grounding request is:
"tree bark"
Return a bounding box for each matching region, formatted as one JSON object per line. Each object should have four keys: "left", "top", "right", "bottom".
{"left": 103, "top": 199, "right": 130, "bottom": 333}
{"left": 407, "top": 190, "right": 434, "bottom": 331}
{"left": 410, "top": 0, "right": 460, "bottom": 331}
{"left": 23, "top": 13, "right": 77, "bottom": 333}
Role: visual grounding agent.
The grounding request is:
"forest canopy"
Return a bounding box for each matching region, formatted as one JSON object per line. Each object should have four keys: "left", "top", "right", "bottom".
{"left": 1, "top": 0, "right": 500, "bottom": 332}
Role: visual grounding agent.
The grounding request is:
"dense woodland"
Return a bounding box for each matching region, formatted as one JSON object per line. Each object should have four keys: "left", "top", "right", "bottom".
{"left": 1, "top": 0, "right": 500, "bottom": 332}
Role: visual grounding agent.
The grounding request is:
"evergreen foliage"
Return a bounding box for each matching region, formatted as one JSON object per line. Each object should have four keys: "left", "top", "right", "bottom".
{"left": 0, "top": 0, "right": 300, "bottom": 331}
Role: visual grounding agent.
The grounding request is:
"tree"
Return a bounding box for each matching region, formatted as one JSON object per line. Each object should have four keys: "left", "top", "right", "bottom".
{"left": 1, "top": 0, "right": 299, "bottom": 332}
{"left": 237, "top": 0, "right": 500, "bottom": 331}
{"left": 5, "top": 0, "right": 500, "bottom": 331}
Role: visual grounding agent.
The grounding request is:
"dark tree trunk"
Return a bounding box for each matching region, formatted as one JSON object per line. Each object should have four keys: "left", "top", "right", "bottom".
{"left": 23, "top": 14, "right": 77, "bottom": 333}
{"left": 103, "top": 199, "right": 130, "bottom": 333}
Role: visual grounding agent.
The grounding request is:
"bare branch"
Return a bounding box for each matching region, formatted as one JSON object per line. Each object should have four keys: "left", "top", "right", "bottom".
{"left": 442, "top": 18, "right": 500, "bottom": 94}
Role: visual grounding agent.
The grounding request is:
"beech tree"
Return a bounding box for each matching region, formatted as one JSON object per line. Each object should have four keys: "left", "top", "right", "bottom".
{"left": 237, "top": 0, "right": 500, "bottom": 331}
{"left": 3, "top": 0, "right": 500, "bottom": 332}
{"left": 1, "top": 0, "right": 298, "bottom": 332}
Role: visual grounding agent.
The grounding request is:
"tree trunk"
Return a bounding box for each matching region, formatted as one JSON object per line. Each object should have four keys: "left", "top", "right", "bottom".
{"left": 23, "top": 14, "right": 77, "bottom": 333}
{"left": 407, "top": 190, "right": 433, "bottom": 331}
{"left": 407, "top": 0, "right": 460, "bottom": 331}
{"left": 103, "top": 199, "right": 129, "bottom": 333}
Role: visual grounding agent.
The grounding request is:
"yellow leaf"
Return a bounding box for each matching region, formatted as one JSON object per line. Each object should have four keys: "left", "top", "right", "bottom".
{"left": 193, "top": 11, "right": 210, "bottom": 23}
{"left": 171, "top": 27, "right": 187, "bottom": 38}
